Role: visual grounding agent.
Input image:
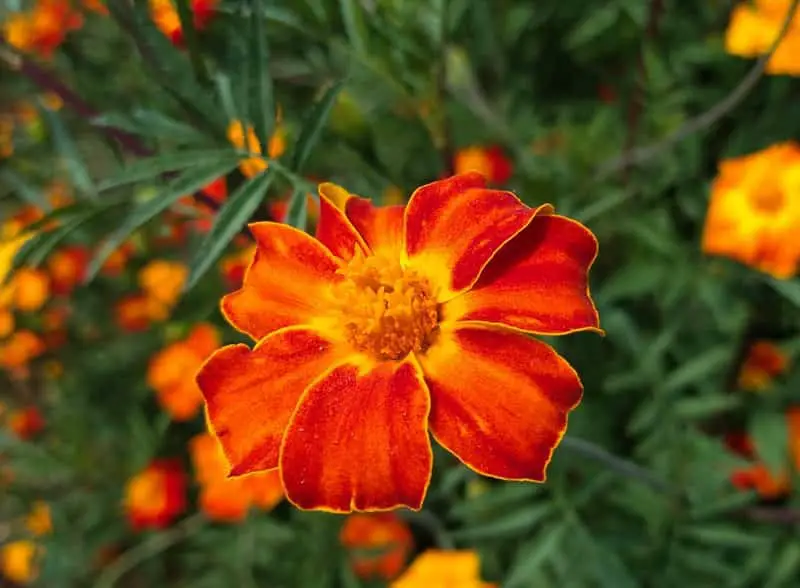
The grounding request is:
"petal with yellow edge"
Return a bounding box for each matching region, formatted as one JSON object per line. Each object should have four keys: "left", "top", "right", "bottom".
{"left": 222, "top": 222, "right": 342, "bottom": 340}
{"left": 280, "top": 358, "right": 432, "bottom": 512}
{"left": 345, "top": 197, "right": 405, "bottom": 257}
{"left": 315, "top": 183, "right": 367, "bottom": 261}
{"left": 442, "top": 215, "right": 600, "bottom": 335}
{"left": 404, "top": 173, "right": 552, "bottom": 301}
{"left": 197, "top": 327, "right": 349, "bottom": 476}
{"left": 419, "top": 325, "right": 582, "bottom": 481}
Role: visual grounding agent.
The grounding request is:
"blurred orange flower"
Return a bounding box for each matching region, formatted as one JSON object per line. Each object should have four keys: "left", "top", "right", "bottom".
{"left": 391, "top": 550, "right": 496, "bottom": 588}
{"left": 190, "top": 433, "right": 283, "bottom": 522}
{"left": 47, "top": 246, "right": 89, "bottom": 295}
{"left": 0, "top": 540, "right": 39, "bottom": 585}
{"left": 10, "top": 268, "right": 50, "bottom": 312}
{"left": 453, "top": 146, "right": 512, "bottom": 185}
{"left": 115, "top": 294, "right": 168, "bottom": 332}
{"left": 0, "top": 330, "right": 45, "bottom": 372}
{"left": 702, "top": 142, "right": 800, "bottom": 278}
{"left": 7, "top": 406, "right": 45, "bottom": 440}
{"left": 100, "top": 241, "right": 136, "bottom": 277}
{"left": 738, "top": 340, "right": 789, "bottom": 391}
{"left": 138, "top": 259, "right": 188, "bottom": 308}
{"left": 149, "top": 0, "right": 219, "bottom": 46}
{"left": 2, "top": 0, "right": 84, "bottom": 58}
{"left": 197, "top": 173, "right": 599, "bottom": 512}
{"left": 147, "top": 324, "right": 219, "bottom": 421}
{"left": 726, "top": 0, "right": 800, "bottom": 75}
{"left": 227, "top": 120, "right": 286, "bottom": 178}
{"left": 124, "top": 459, "right": 187, "bottom": 531}
{"left": 341, "top": 513, "right": 413, "bottom": 580}
{"left": 0, "top": 309, "right": 13, "bottom": 338}
{"left": 220, "top": 244, "right": 256, "bottom": 290}
{"left": 25, "top": 502, "right": 52, "bottom": 537}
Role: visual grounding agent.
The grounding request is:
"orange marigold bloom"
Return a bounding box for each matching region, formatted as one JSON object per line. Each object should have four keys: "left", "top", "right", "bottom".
{"left": 138, "top": 259, "right": 188, "bottom": 308}
{"left": 0, "top": 540, "right": 39, "bottom": 585}
{"left": 147, "top": 324, "right": 219, "bottom": 421}
{"left": 7, "top": 406, "right": 45, "bottom": 440}
{"left": 0, "top": 330, "right": 45, "bottom": 371}
{"left": 341, "top": 513, "right": 413, "bottom": 580}
{"left": 453, "top": 146, "right": 513, "bottom": 185}
{"left": 2, "top": 0, "right": 84, "bottom": 58}
{"left": 197, "top": 173, "right": 600, "bottom": 512}
{"left": 25, "top": 502, "right": 52, "bottom": 537}
{"left": 0, "top": 308, "right": 13, "bottom": 339}
{"left": 738, "top": 340, "right": 789, "bottom": 391}
{"left": 725, "top": 0, "right": 800, "bottom": 75}
{"left": 114, "top": 294, "right": 168, "bottom": 332}
{"left": 10, "top": 268, "right": 50, "bottom": 312}
{"left": 124, "top": 459, "right": 186, "bottom": 531}
{"left": 391, "top": 550, "right": 496, "bottom": 588}
{"left": 227, "top": 120, "right": 287, "bottom": 178}
{"left": 190, "top": 433, "right": 283, "bottom": 522}
{"left": 46, "top": 246, "right": 88, "bottom": 295}
{"left": 100, "top": 241, "right": 135, "bottom": 277}
{"left": 149, "top": 0, "right": 218, "bottom": 46}
{"left": 702, "top": 142, "right": 800, "bottom": 278}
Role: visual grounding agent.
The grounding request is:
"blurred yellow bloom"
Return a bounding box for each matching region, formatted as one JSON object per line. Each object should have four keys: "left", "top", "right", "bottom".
{"left": 226, "top": 119, "right": 286, "bottom": 178}
{"left": 391, "top": 551, "right": 496, "bottom": 588}
{"left": 138, "top": 259, "right": 188, "bottom": 308}
{"left": 725, "top": 0, "right": 800, "bottom": 75}
{"left": 702, "top": 142, "right": 800, "bottom": 278}
{"left": 0, "top": 540, "right": 38, "bottom": 584}
{"left": 25, "top": 502, "right": 52, "bottom": 537}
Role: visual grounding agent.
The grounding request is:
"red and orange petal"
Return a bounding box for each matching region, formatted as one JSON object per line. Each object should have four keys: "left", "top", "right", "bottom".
{"left": 403, "top": 173, "right": 553, "bottom": 300}
{"left": 738, "top": 340, "right": 789, "bottom": 391}
{"left": 7, "top": 406, "right": 45, "bottom": 440}
{"left": 341, "top": 513, "right": 413, "bottom": 580}
{"left": 419, "top": 325, "right": 582, "bottom": 481}
{"left": 221, "top": 223, "right": 343, "bottom": 340}
{"left": 46, "top": 246, "right": 88, "bottom": 295}
{"left": 441, "top": 214, "right": 600, "bottom": 335}
{"left": 124, "top": 459, "right": 187, "bottom": 531}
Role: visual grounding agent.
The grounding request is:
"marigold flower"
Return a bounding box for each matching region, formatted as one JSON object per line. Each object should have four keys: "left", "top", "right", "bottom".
{"left": 738, "top": 340, "right": 789, "bottom": 391}
{"left": 453, "top": 146, "right": 513, "bottom": 185}
{"left": 115, "top": 294, "right": 168, "bottom": 332}
{"left": 7, "top": 406, "right": 45, "bottom": 440}
{"left": 725, "top": 0, "right": 800, "bottom": 75}
{"left": 9, "top": 268, "right": 50, "bottom": 312}
{"left": 190, "top": 433, "right": 283, "bottom": 522}
{"left": 138, "top": 259, "right": 188, "bottom": 308}
{"left": 197, "top": 173, "right": 599, "bottom": 512}
{"left": 0, "top": 309, "right": 13, "bottom": 339}
{"left": 46, "top": 246, "right": 89, "bottom": 295}
{"left": 391, "top": 550, "right": 496, "bottom": 588}
{"left": 0, "top": 540, "right": 39, "bottom": 585}
{"left": 149, "top": 0, "right": 219, "bottom": 46}
{"left": 2, "top": 0, "right": 84, "bottom": 58}
{"left": 341, "top": 513, "right": 413, "bottom": 579}
{"left": 702, "top": 142, "right": 800, "bottom": 278}
{"left": 123, "top": 459, "right": 187, "bottom": 531}
{"left": 100, "top": 241, "right": 135, "bottom": 277}
{"left": 227, "top": 120, "right": 287, "bottom": 178}
{"left": 148, "top": 324, "right": 219, "bottom": 421}
{"left": 0, "top": 330, "right": 45, "bottom": 371}
{"left": 25, "top": 502, "right": 52, "bottom": 537}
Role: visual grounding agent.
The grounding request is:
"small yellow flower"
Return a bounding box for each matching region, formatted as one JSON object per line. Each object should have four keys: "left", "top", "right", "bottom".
{"left": 0, "top": 540, "right": 39, "bottom": 584}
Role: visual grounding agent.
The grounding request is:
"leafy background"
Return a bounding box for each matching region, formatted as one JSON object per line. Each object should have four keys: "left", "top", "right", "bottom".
{"left": 2, "top": 0, "right": 800, "bottom": 586}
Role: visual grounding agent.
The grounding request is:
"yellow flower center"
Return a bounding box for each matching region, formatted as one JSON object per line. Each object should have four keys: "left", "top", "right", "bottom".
{"left": 332, "top": 252, "right": 438, "bottom": 360}
{"left": 750, "top": 185, "right": 785, "bottom": 213}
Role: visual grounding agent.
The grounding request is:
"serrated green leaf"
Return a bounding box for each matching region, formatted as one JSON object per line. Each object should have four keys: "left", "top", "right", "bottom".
{"left": 284, "top": 187, "right": 308, "bottom": 230}
{"left": 185, "top": 170, "right": 274, "bottom": 291}
{"left": 248, "top": 0, "right": 275, "bottom": 150}
{"left": 290, "top": 80, "right": 346, "bottom": 173}
{"left": 98, "top": 150, "right": 238, "bottom": 191}
{"left": 40, "top": 107, "right": 96, "bottom": 198}
{"left": 749, "top": 410, "right": 789, "bottom": 477}
{"left": 87, "top": 159, "right": 239, "bottom": 281}
{"left": 450, "top": 503, "right": 551, "bottom": 541}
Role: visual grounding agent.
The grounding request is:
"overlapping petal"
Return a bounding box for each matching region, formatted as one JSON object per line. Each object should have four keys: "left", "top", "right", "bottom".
{"left": 419, "top": 325, "right": 582, "bottom": 481}
{"left": 345, "top": 197, "right": 405, "bottom": 257}
{"left": 280, "top": 358, "right": 432, "bottom": 512}
{"left": 221, "top": 223, "right": 343, "bottom": 340}
{"left": 442, "top": 215, "right": 600, "bottom": 335}
{"left": 316, "top": 183, "right": 368, "bottom": 261}
{"left": 404, "top": 172, "right": 552, "bottom": 300}
{"left": 196, "top": 327, "right": 349, "bottom": 476}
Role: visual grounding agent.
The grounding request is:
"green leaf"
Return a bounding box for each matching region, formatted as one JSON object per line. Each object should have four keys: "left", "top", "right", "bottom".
{"left": 290, "top": 80, "right": 346, "bottom": 173}
{"left": 673, "top": 395, "right": 742, "bottom": 419}
{"left": 450, "top": 503, "right": 551, "bottom": 541}
{"left": 98, "top": 150, "right": 239, "bottom": 191}
{"left": 504, "top": 523, "right": 569, "bottom": 588}
{"left": 87, "top": 159, "right": 240, "bottom": 281}
{"left": 749, "top": 410, "right": 789, "bottom": 477}
{"left": 565, "top": 5, "right": 619, "bottom": 49}
{"left": 661, "top": 345, "right": 732, "bottom": 392}
{"left": 767, "top": 277, "right": 800, "bottom": 308}
{"left": 40, "top": 107, "right": 96, "bottom": 198}
{"left": 765, "top": 543, "right": 800, "bottom": 588}
{"left": 214, "top": 72, "right": 242, "bottom": 126}
{"left": 681, "top": 524, "right": 770, "bottom": 549}
{"left": 185, "top": 170, "right": 274, "bottom": 292}
{"left": 0, "top": 168, "right": 49, "bottom": 209}
{"left": 92, "top": 110, "right": 205, "bottom": 143}
{"left": 174, "top": 0, "right": 206, "bottom": 81}
{"left": 248, "top": 0, "right": 275, "bottom": 150}
{"left": 338, "top": 0, "right": 367, "bottom": 54}
{"left": 284, "top": 187, "right": 308, "bottom": 230}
